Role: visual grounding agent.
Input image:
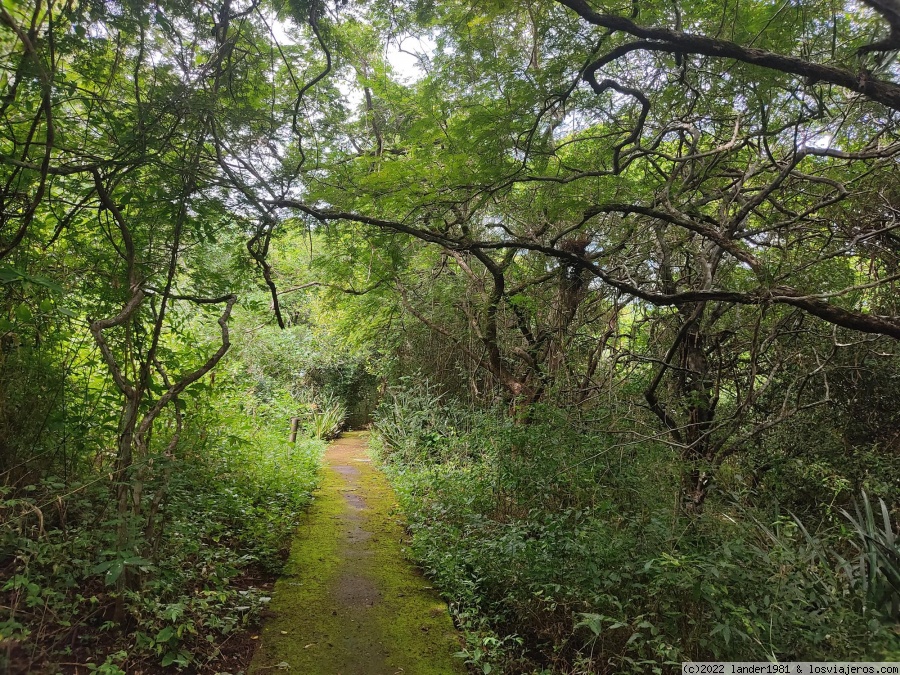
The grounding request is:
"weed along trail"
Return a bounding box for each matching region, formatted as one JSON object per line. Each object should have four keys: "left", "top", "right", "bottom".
{"left": 249, "top": 431, "right": 465, "bottom": 675}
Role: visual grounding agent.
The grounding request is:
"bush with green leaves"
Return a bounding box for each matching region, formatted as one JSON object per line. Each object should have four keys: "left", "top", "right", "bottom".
{"left": 305, "top": 392, "right": 348, "bottom": 440}
{"left": 373, "top": 385, "right": 900, "bottom": 674}
{"left": 1, "top": 380, "right": 323, "bottom": 671}
{"left": 374, "top": 377, "right": 495, "bottom": 466}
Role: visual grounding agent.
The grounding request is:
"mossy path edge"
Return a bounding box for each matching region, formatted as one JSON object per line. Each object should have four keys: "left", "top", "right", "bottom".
{"left": 249, "top": 432, "right": 466, "bottom": 675}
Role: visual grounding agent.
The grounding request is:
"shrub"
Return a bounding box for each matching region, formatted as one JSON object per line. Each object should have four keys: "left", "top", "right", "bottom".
{"left": 306, "top": 392, "right": 348, "bottom": 440}
{"left": 372, "top": 384, "right": 900, "bottom": 673}
{"left": 1, "top": 392, "right": 323, "bottom": 671}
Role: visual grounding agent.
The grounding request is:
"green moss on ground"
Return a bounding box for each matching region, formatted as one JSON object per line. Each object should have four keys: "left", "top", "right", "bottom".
{"left": 249, "top": 433, "right": 465, "bottom": 674}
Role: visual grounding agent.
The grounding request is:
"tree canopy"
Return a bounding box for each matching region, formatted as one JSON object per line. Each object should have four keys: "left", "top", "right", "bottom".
{"left": 2, "top": 0, "right": 900, "bottom": 670}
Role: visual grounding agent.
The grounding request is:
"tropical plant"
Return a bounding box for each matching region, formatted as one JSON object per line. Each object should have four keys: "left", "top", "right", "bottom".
{"left": 306, "top": 393, "right": 348, "bottom": 441}
{"left": 838, "top": 490, "right": 900, "bottom": 620}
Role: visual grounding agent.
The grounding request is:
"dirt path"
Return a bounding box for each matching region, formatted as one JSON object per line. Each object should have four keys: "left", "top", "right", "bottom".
{"left": 249, "top": 432, "right": 466, "bottom": 674}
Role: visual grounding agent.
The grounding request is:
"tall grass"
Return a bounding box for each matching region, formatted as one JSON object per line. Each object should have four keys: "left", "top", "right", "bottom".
{"left": 838, "top": 491, "right": 900, "bottom": 620}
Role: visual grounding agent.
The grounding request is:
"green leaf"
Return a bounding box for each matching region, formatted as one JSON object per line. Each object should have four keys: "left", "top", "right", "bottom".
{"left": 105, "top": 560, "right": 124, "bottom": 585}
{"left": 156, "top": 626, "right": 175, "bottom": 643}
{"left": 0, "top": 267, "right": 63, "bottom": 294}
{"left": 28, "top": 275, "right": 62, "bottom": 294}
{"left": 15, "top": 305, "right": 32, "bottom": 323}
{"left": 0, "top": 267, "right": 21, "bottom": 283}
{"left": 575, "top": 612, "right": 603, "bottom": 636}
{"left": 711, "top": 622, "right": 732, "bottom": 644}
{"left": 123, "top": 556, "right": 153, "bottom": 567}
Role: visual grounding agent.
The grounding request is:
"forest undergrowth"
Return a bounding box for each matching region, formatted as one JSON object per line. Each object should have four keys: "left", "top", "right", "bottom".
{"left": 373, "top": 381, "right": 900, "bottom": 675}
{"left": 1, "top": 408, "right": 322, "bottom": 673}
{"left": 0, "top": 315, "right": 338, "bottom": 673}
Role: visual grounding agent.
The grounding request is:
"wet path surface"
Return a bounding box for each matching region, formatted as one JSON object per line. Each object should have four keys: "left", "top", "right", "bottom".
{"left": 249, "top": 432, "right": 465, "bottom": 675}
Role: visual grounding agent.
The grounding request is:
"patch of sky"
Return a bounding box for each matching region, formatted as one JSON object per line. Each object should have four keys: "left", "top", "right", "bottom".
{"left": 385, "top": 33, "right": 437, "bottom": 83}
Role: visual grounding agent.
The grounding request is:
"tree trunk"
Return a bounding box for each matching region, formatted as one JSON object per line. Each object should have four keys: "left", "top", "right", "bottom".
{"left": 676, "top": 316, "right": 716, "bottom": 512}
{"left": 113, "top": 394, "right": 140, "bottom": 624}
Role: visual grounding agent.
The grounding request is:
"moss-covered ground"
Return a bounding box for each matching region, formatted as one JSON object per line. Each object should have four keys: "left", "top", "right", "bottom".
{"left": 249, "top": 432, "right": 466, "bottom": 674}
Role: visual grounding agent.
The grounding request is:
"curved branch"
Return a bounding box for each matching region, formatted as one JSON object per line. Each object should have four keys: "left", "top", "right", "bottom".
{"left": 858, "top": 0, "right": 900, "bottom": 54}
{"left": 273, "top": 201, "right": 900, "bottom": 341}
{"left": 136, "top": 295, "right": 237, "bottom": 438}
{"left": 293, "top": 8, "right": 333, "bottom": 169}
{"left": 555, "top": 0, "right": 900, "bottom": 111}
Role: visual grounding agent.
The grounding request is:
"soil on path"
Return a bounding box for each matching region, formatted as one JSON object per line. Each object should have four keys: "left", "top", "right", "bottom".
{"left": 249, "top": 432, "right": 466, "bottom": 675}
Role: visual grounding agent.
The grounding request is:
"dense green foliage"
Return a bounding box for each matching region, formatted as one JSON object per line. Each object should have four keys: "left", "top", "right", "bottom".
{"left": 2, "top": 431, "right": 321, "bottom": 671}
{"left": 2, "top": 0, "right": 900, "bottom": 671}
{"left": 373, "top": 382, "right": 900, "bottom": 673}
{"left": 1, "top": 300, "right": 325, "bottom": 670}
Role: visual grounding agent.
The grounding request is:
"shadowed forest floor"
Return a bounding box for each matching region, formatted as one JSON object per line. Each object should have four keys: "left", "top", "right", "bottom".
{"left": 249, "top": 432, "right": 466, "bottom": 674}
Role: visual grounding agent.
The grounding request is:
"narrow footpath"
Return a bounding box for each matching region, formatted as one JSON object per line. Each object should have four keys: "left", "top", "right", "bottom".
{"left": 249, "top": 432, "right": 466, "bottom": 674}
